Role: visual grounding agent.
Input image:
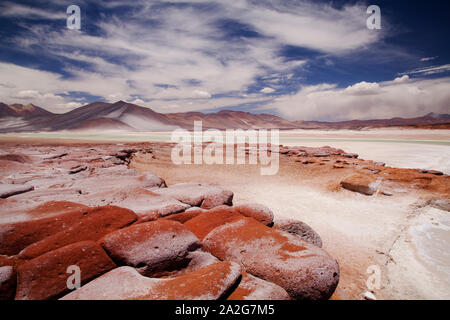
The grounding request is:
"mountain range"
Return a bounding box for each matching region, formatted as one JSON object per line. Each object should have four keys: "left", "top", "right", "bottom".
{"left": 0, "top": 100, "right": 449, "bottom": 132}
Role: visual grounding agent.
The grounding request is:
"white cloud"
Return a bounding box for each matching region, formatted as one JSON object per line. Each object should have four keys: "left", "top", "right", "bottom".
{"left": 420, "top": 57, "right": 437, "bottom": 62}
{"left": 393, "top": 75, "right": 410, "bottom": 83}
{"left": 260, "top": 87, "right": 276, "bottom": 94}
{"left": 260, "top": 77, "right": 450, "bottom": 121}
{"left": 344, "top": 81, "right": 381, "bottom": 96}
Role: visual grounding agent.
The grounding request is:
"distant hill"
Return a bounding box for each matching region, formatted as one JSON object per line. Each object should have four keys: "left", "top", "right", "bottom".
{"left": 0, "top": 101, "right": 449, "bottom": 132}
{"left": 0, "top": 102, "right": 54, "bottom": 118}
{"left": 293, "top": 113, "right": 450, "bottom": 130}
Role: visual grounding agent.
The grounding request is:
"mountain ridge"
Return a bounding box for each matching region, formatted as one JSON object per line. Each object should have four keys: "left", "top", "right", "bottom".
{"left": 0, "top": 101, "right": 449, "bottom": 132}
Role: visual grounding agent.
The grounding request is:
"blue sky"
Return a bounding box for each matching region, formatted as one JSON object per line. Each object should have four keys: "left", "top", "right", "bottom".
{"left": 0, "top": 0, "right": 449, "bottom": 120}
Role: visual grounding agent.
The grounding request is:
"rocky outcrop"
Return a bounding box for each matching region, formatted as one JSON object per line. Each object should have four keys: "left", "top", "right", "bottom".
{"left": 340, "top": 174, "right": 378, "bottom": 196}
{"left": 15, "top": 241, "right": 116, "bottom": 300}
{"left": 100, "top": 220, "right": 201, "bottom": 277}
{"left": 202, "top": 217, "right": 340, "bottom": 300}
{"left": 0, "top": 142, "right": 354, "bottom": 301}
{"left": 274, "top": 218, "right": 323, "bottom": 248}
{"left": 61, "top": 262, "right": 242, "bottom": 300}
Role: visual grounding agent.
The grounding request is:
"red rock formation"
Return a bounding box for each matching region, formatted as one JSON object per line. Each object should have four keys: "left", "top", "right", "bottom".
{"left": 15, "top": 241, "right": 116, "bottom": 300}
{"left": 202, "top": 217, "right": 340, "bottom": 300}
{"left": 61, "top": 262, "right": 242, "bottom": 300}
{"left": 100, "top": 220, "right": 201, "bottom": 277}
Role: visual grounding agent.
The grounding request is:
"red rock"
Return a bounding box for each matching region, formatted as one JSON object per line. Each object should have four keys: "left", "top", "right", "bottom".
{"left": 17, "top": 206, "right": 137, "bottom": 260}
{"left": 61, "top": 262, "right": 242, "bottom": 300}
{"left": 235, "top": 203, "right": 274, "bottom": 226}
{"left": 162, "top": 208, "right": 206, "bottom": 224}
{"left": 184, "top": 206, "right": 243, "bottom": 240}
{"left": 227, "top": 272, "right": 290, "bottom": 300}
{"left": 274, "top": 219, "right": 323, "bottom": 248}
{"left": 1, "top": 208, "right": 94, "bottom": 256}
{"left": 15, "top": 241, "right": 116, "bottom": 300}
{"left": 27, "top": 201, "right": 89, "bottom": 219}
{"left": 203, "top": 217, "right": 340, "bottom": 300}
{"left": 154, "top": 183, "right": 233, "bottom": 209}
{"left": 340, "top": 174, "right": 378, "bottom": 196}
{"left": 100, "top": 220, "right": 201, "bottom": 277}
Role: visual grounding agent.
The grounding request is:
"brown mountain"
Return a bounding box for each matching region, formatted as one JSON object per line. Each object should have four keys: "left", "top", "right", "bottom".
{"left": 293, "top": 113, "right": 450, "bottom": 130}
{"left": 165, "top": 110, "right": 298, "bottom": 130}
{"left": 0, "top": 100, "right": 449, "bottom": 132}
{"left": 0, "top": 103, "right": 54, "bottom": 118}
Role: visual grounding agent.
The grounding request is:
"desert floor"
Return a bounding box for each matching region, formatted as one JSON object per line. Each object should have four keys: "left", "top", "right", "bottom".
{"left": 1, "top": 129, "right": 449, "bottom": 300}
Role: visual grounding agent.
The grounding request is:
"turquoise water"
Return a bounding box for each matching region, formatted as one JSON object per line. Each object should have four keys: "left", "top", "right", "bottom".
{"left": 1, "top": 133, "right": 449, "bottom": 146}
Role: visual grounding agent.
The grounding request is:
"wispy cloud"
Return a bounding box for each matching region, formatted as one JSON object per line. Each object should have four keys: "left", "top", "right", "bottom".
{"left": 401, "top": 64, "right": 450, "bottom": 76}
{"left": 0, "top": 2, "right": 66, "bottom": 20}
{"left": 0, "top": 0, "right": 386, "bottom": 113}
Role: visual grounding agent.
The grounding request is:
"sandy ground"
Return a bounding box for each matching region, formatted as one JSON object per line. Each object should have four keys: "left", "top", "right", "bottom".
{"left": 1, "top": 129, "right": 449, "bottom": 300}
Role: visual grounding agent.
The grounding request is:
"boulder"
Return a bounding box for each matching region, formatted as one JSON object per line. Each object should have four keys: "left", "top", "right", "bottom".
{"left": 227, "top": 272, "right": 290, "bottom": 300}
{"left": 153, "top": 183, "right": 233, "bottom": 209}
{"left": 274, "top": 219, "right": 323, "bottom": 248}
{"left": 17, "top": 206, "right": 138, "bottom": 260}
{"left": 0, "top": 184, "right": 34, "bottom": 199}
{"left": 61, "top": 262, "right": 242, "bottom": 300}
{"left": 100, "top": 220, "right": 201, "bottom": 277}
{"left": 15, "top": 241, "right": 116, "bottom": 300}
{"left": 203, "top": 217, "right": 339, "bottom": 300}
{"left": 184, "top": 207, "right": 244, "bottom": 240}
{"left": 340, "top": 174, "right": 378, "bottom": 196}
{"left": 0, "top": 266, "right": 16, "bottom": 300}
{"left": 235, "top": 203, "right": 274, "bottom": 226}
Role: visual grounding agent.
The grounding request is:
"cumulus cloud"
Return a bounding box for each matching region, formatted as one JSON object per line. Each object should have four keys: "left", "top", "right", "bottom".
{"left": 393, "top": 75, "right": 410, "bottom": 83}
{"left": 344, "top": 82, "right": 381, "bottom": 96}
{"left": 260, "top": 77, "right": 450, "bottom": 121}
